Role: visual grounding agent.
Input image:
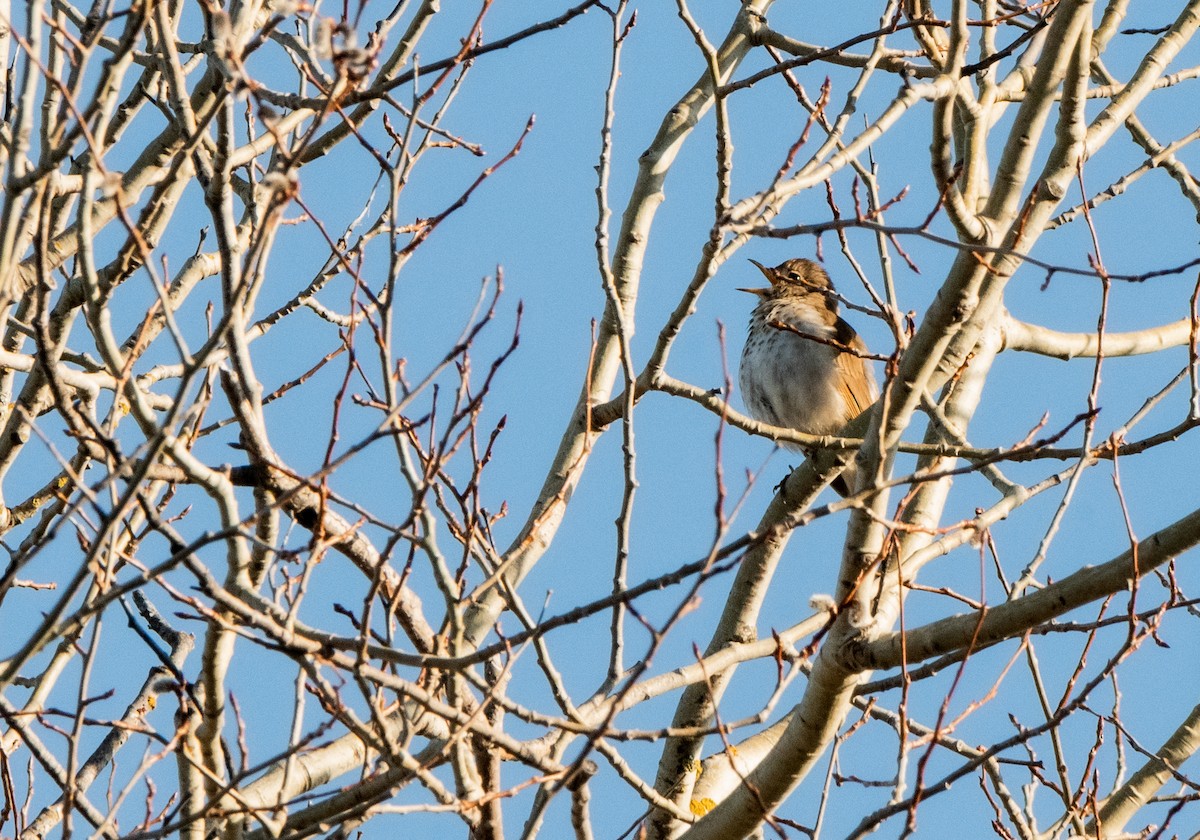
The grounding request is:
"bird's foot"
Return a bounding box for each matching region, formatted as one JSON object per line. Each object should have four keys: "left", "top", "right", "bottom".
{"left": 773, "top": 467, "right": 797, "bottom": 495}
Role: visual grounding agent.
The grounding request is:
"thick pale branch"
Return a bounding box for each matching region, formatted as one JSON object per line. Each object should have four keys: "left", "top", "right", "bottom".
{"left": 1002, "top": 313, "right": 1193, "bottom": 359}
{"left": 856, "top": 502, "right": 1200, "bottom": 670}
{"left": 1091, "top": 700, "right": 1200, "bottom": 834}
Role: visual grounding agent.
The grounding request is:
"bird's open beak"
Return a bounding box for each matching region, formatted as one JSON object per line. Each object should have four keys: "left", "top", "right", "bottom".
{"left": 738, "top": 259, "right": 777, "bottom": 296}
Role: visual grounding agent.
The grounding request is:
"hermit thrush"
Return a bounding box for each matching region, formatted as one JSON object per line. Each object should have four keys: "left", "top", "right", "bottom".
{"left": 738, "top": 258, "right": 878, "bottom": 495}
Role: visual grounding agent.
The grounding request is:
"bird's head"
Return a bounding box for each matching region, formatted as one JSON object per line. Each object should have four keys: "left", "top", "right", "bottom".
{"left": 738, "top": 258, "right": 835, "bottom": 302}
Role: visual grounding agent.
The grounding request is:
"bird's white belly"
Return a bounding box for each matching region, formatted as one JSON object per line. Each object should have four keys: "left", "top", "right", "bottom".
{"left": 739, "top": 327, "right": 847, "bottom": 445}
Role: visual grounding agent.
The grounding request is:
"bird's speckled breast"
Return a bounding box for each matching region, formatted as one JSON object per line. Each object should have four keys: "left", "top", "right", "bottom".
{"left": 739, "top": 301, "right": 853, "bottom": 445}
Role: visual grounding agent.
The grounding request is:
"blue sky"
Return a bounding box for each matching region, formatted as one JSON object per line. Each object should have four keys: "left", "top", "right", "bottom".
{"left": 5, "top": 0, "right": 1200, "bottom": 837}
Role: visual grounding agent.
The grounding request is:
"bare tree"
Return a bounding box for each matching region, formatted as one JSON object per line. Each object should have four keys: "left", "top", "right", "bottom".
{"left": 2, "top": 0, "right": 1200, "bottom": 837}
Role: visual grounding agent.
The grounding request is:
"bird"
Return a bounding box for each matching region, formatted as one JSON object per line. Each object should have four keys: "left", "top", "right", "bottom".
{"left": 738, "top": 257, "right": 879, "bottom": 496}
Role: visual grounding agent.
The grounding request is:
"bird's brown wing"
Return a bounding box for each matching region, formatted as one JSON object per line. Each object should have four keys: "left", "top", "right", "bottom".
{"left": 833, "top": 319, "right": 878, "bottom": 418}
